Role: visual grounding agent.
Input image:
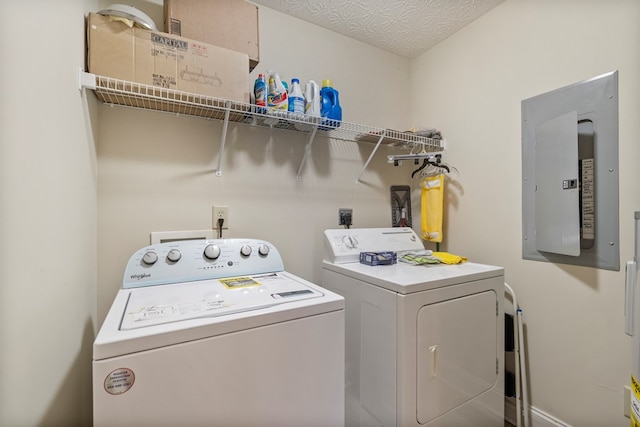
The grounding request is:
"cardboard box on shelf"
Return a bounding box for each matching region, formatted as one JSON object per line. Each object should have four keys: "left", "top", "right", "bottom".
{"left": 164, "top": 0, "right": 259, "bottom": 71}
{"left": 87, "top": 12, "right": 250, "bottom": 104}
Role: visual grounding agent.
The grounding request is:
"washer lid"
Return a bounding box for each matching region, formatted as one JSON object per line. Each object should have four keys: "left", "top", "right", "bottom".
{"left": 121, "top": 272, "right": 321, "bottom": 330}
{"left": 94, "top": 272, "right": 344, "bottom": 360}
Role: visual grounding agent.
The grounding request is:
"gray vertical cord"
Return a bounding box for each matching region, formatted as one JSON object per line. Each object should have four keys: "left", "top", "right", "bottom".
{"left": 217, "top": 218, "right": 224, "bottom": 239}
{"left": 518, "top": 306, "right": 530, "bottom": 427}
{"left": 505, "top": 282, "right": 529, "bottom": 427}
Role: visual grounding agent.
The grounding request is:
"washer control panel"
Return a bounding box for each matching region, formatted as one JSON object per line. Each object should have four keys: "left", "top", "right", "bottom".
{"left": 123, "top": 239, "right": 283, "bottom": 289}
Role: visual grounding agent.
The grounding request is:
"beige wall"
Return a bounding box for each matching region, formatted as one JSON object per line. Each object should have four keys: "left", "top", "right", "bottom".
{"left": 410, "top": 0, "right": 640, "bottom": 425}
{"left": 0, "top": 0, "right": 97, "bottom": 426}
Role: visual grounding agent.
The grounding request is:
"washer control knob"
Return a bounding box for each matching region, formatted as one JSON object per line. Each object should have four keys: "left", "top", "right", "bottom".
{"left": 142, "top": 251, "right": 158, "bottom": 265}
{"left": 203, "top": 244, "right": 221, "bottom": 260}
{"left": 258, "top": 244, "right": 270, "bottom": 256}
{"left": 167, "top": 249, "right": 181, "bottom": 262}
{"left": 240, "top": 245, "right": 252, "bottom": 257}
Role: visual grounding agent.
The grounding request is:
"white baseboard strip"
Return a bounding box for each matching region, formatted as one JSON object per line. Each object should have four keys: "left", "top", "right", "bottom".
{"left": 505, "top": 397, "right": 572, "bottom": 427}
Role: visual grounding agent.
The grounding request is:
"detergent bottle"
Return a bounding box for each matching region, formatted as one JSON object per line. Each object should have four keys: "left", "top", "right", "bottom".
{"left": 267, "top": 77, "right": 276, "bottom": 107}
{"left": 320, "top": 79, "right": 342, "bottom": 128}
{"left": 253, "top": 73, "right": 266, "bottom": 114}
{"left": 288, "top": 78, "right": 305, "bottom": 116}
{"left": 267, "top": 71, "right": 288, "bottom": 112}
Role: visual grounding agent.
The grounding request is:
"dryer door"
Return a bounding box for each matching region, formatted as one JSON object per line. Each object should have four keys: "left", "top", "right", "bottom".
{"left": 416, "top": 290, "right": 498, "bottom": 424}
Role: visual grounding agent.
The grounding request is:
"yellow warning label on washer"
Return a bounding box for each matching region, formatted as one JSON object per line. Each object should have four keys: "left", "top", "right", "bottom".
{"left": 219, "top": 276, "right": 261, "bottom": 289}
{"left": 632, "top": 374, "right": 640, "bottom": 426}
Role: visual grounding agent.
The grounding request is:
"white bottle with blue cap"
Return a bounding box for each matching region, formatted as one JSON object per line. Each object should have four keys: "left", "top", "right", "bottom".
{"left": 288, "top": 78, "right": 305, "bottom": 116}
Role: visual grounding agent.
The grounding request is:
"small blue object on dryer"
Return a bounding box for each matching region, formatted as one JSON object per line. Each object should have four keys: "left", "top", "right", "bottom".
{"left": 359, "top": 251, "right": 397, "bottom": 266}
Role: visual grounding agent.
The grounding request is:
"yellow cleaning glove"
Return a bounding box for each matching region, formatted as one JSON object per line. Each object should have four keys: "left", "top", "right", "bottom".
{"left": 431, "top": 252, "right": 467, "bottom": 264}
{"left": 421, "top": 174, "right": 444, "bottom": 243}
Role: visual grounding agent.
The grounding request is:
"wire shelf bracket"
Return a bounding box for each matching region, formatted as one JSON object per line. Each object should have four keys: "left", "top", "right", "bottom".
{"left": 297, "top": 125, "right": 319, "bottom": 181}
{"left": 216, "top": 100, "right": 232, "bottom": 177}
{"left": 356, "top": 130, "right": 387, "bottom": 183}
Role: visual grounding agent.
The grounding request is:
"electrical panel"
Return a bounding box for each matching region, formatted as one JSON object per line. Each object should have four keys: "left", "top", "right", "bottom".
{"left": 521, "top": 71, "right": 619, "bottom": 270}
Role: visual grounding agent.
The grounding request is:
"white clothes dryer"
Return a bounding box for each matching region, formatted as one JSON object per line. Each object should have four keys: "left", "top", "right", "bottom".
{"left": 94, "top": 238, "right": 344, "bottom": 427}
{"left": 322, "top": 228, "right": 504, "bottom": 427}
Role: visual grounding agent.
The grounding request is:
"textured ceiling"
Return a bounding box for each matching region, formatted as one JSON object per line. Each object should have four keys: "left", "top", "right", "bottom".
{"left": 250, "top": 0, "right": 505, "bottom": 58}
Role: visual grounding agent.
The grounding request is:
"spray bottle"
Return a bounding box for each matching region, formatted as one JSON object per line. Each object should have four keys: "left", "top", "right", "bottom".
{"left": 304, "top": 80, "right": 321, "bottom": 118}
{"left": 267, "top": 71, "right": 288, "bottom": 112}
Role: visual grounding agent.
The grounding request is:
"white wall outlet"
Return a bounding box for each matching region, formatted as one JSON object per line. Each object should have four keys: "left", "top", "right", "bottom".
{"left": 212, "top": 206, "right": 229, "bottom": 229}
{"left": 339, "top": 208, "right": 353, "bottom": 226}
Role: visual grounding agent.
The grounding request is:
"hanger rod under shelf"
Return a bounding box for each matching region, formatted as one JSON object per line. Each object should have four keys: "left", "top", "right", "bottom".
{"left": 387, "top": 152, "right": 444, "bottom": 165}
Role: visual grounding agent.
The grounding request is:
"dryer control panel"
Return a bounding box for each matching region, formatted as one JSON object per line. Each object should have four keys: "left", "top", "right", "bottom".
{"left": 123, "top": 239, "right": 284, "bottom": 289}
{"left": 323, "top": 227, "right": 424, "bottom": 264}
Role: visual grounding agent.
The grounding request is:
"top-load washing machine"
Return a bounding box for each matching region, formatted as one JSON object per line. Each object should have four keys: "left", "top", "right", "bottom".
{"left": 322, "top": 227, "right": 504, "bottom": 427}
{"left": 93, "top": 238, "right": 344, "bottom": 427}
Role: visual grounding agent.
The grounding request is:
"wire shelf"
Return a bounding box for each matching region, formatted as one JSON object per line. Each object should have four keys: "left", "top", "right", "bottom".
{"left": 79, "top": 71, "right": 445, "bottom": 181}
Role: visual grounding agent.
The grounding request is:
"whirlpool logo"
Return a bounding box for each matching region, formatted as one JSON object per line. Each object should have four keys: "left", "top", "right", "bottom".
{"left": 130, "top": 273, "right": 151, "bottom": 281}
{"left": 151, "top": 33, "right": 188, "bottom": 51}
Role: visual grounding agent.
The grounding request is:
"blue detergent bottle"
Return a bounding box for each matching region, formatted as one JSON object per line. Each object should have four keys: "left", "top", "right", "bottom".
{"left": 320, "top": 79, "right": 342, "bottom": 129}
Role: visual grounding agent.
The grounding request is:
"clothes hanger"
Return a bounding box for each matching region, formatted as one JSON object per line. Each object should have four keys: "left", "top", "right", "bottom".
{"left": 420, "top": 160, "right": 458, "bottom": 178}
{"left": 411, "top": 158, "right": 429, "bottom": 178}
{"left": 413, "top": 154, "right": 451, "bottom": 177}
{"left": 427, "top": 158, "right": 449, "bottom": 173}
